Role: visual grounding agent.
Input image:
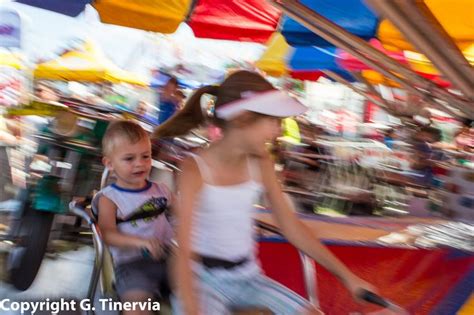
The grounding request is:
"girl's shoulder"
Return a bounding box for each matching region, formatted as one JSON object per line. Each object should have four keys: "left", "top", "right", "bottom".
{"left": 181, "top": 149, "right": 209, "bottom": 170}
{"left": 176, "top": 152, "right": 210, "bottom": 188}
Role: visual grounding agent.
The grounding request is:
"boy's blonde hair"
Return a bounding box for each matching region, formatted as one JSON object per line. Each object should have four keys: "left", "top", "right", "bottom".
{"left": 102, "top": 120, "right": 149, "bottom": 156}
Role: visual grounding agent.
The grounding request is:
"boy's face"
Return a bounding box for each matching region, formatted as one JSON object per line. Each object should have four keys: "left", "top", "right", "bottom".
{"left": 103, "top": 137, "right": 152, "bottom": 188}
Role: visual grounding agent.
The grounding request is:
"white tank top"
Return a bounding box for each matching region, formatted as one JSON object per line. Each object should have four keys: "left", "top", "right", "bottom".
{"left": 189, "top": 154, "right": 263, "bottom": 262}
{"left": 93, "top": 181, "right": 174, "bottom": 265}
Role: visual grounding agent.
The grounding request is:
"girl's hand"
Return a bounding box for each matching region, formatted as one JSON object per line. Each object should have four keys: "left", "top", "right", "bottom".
{"left": 344, "top": 274, "right": 377, "bottom": 302}
{"left": 345, "top": 276, "right": 409, "bottom": 315}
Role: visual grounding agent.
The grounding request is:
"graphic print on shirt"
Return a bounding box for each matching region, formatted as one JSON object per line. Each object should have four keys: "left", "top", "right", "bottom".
{"left": 127, "top": 197, "right": 168, "bottom": 227}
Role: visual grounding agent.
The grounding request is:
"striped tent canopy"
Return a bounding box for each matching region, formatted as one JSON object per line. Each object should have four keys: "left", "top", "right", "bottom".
{"left": 17, "top": 0, "right": 474, "bottom": 100}
{"left": 255, "top": 33, "right": 354, "bottom": 82}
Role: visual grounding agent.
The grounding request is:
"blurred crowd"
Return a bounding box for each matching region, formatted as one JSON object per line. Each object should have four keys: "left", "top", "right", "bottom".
{"left": 0, "top": 77, "right": 473, "bottom": 221}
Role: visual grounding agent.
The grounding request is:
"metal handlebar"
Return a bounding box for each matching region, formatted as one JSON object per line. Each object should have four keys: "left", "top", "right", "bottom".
{"left": 256, "top": 221, "right": 319, "bottom": 306}
{"left": 68, "top": 201, "right": 103, "bottom": 315}
{"left": 256, "top": 221, "right": 407, "bottom": 312}
{"left": 69, "top": 201, "right": 94, "bottom": 225}
{"left": 359, "top": 290, "right": 408, "bottom": 314}
{"left": 100, "top": 168, "right": 110, "bottom": 190}
{"left": 190, "top": 131, "right": 210, "bottom": 144}
{"left": 155, "top": 159, "right": 182, "bottom": 173}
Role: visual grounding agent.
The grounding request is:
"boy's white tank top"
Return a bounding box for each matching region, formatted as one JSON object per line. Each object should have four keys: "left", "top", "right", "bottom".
{"left": 189, "top": 154, "right": 263, "bottom": 264}
{"left": 93, "top": 181, "right": 174, "bottom": 265}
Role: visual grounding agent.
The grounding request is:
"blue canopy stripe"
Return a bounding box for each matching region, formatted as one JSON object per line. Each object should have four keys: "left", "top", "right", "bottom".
{"left": 16, "top": 0, "right": 92, "bottom": 17}
{"left": 281, "top": 0, "right": 379, "bottom": 47}
{"left": 288, "top": 46, "right": 356, "bottom": 82}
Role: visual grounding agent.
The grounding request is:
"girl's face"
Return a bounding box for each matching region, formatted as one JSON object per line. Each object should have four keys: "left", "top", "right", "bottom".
{"left": 238, "top": 115, "right": 282, "bottom": 155}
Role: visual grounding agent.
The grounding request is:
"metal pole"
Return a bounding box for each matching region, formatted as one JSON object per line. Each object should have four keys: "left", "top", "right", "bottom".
{"left": 272, "top": 1, "right": 416, "bottom": 93}
{"left": 270, "top": 0, "right": 473, "bottom": 117}
{"left": 350, "top": 71, "right": 390, "bottom": 108}
{"left": 322, "top": 71, "right": 398, "bottom": 115}
{"left": 323, "top": 70, "right": 460, "bottom": 118}
{"left": 299, "top": 252, "right": 320, "bottom": 307}
{"left": 366, "top": 0, "right": 473, "bottom": 100}
{"left": 100, "top": 168, "right": 110, "bottom": 190}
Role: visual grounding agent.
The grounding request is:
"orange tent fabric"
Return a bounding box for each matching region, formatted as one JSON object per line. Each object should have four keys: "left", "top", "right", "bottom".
{"left": 378, "top": 0, "right": 474, "bottom": 51}
{"left": 93, "top": 0, "right": 191, "bottom": 34}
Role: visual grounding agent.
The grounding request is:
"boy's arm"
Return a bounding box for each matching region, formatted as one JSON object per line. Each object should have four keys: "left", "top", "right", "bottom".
{"left": 97, "top": 195, "right": 155, "bottom": 250}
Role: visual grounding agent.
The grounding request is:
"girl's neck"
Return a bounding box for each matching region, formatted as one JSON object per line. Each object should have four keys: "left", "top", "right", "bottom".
{"left": 207, "top": 134, "right": 248, "bottom": 165}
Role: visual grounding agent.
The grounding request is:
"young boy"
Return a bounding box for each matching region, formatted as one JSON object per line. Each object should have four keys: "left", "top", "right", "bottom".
{"left": 93, "top": 120, "right": 173, "bottom": 314}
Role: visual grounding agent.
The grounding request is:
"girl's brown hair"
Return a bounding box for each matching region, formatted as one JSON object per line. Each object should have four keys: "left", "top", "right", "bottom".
{"left": 153, "top": 71, "right": 275, "bottom": 139}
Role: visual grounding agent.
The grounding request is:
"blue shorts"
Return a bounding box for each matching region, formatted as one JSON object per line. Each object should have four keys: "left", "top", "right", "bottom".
{"left": 114, "top": 258, "right": 170, "bottom": 299}
{"left": 172, "top": 262, "right": 313, "bottom": 315}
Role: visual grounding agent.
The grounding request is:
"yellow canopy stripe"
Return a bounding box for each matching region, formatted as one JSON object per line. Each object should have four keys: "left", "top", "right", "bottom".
{"left": 404, "top": 44, "right": 474, "bottom": 75}
{"left": 255, "top": 33, "right": 292, "bottom": 77}
{"left": 361, "top": 70, "right": 401, "bottom": 88}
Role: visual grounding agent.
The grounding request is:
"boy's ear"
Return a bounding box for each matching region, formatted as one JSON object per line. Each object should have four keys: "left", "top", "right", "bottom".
{"left": 102, "top": 156, "right": 113, "bottom": 170}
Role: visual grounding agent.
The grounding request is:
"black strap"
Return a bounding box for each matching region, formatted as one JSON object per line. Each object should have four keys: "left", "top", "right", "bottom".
{"left": 200, "top": 255, "right": 249, "bottom": 269}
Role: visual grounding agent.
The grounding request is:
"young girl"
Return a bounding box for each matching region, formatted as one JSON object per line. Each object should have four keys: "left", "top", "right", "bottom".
{"left": 154, "top": 71, "right": 376, "bottom": 315}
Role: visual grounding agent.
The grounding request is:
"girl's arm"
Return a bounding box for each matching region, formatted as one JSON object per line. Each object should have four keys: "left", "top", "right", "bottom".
{"left": 258, "top": 152, "right": 375, "bottom": 299}
{"left": 97, "top": 196, "right": 160, "bottom": 253}
{"left": 174, "top": 157, "right": 203, "bottom": 315}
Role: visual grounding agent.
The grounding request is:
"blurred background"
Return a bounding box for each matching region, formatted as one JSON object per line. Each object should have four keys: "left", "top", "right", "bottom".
{"left": 0, "top": 0, "right": 472, "bottom": 314}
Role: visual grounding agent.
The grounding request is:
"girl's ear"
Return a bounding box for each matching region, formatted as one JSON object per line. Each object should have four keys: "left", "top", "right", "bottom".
{"left": 102, "top": 156, "right": 113, "bottom": 171}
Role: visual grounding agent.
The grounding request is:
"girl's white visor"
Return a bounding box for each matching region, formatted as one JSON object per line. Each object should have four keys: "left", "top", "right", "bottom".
{"left": 215, "top": 90, "right": 307, "bottom": 120}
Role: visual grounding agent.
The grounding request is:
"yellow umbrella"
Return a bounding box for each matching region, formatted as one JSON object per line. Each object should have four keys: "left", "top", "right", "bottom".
{"left": 0, "top": 52, "right": 24, "bottom": 70}
{"left": 361, "top": 70, "right": 401, "bottom": 88}
{"left": 255, "top": 33, "right": 291, "bottom": 77}
{"left": 378, "top": 0, "right": 474, "bottom": 52}
{"left": 34, "top": 41, "right": 148, "bottom": 86}
{"left": 404, "top": 44, "right": 474, "bottom": 75}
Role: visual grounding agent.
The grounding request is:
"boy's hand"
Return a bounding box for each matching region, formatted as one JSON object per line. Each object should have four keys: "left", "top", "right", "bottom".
{"left": 142, "top": 239, "right": 165, "bottom": 260}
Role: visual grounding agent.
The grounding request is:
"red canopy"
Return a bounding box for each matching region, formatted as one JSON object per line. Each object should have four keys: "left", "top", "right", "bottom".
{"left": 188, "top": 0, "right": 281, "bottom": 43}
{"left": 337, "top": 39, "right": 408, "bottom": 71}
{"left": 288, "top": 70, "right": 324, "bottom": 81}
